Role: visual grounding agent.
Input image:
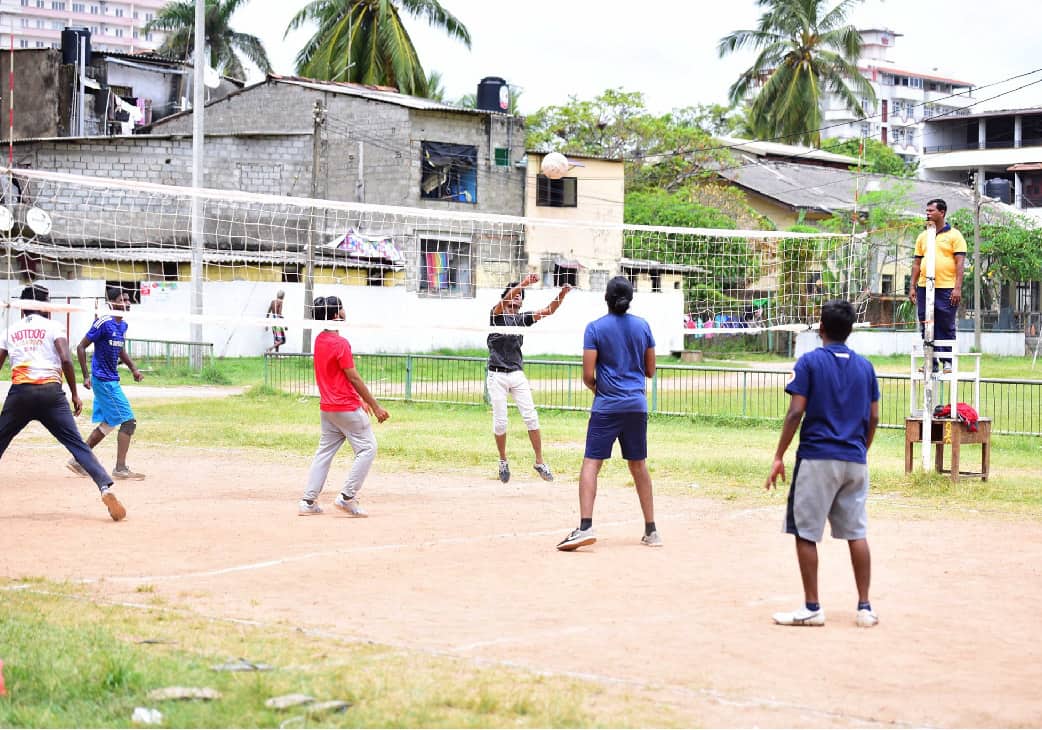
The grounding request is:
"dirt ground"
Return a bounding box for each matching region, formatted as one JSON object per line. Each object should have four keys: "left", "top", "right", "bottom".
{"left": 2, "top": 440, "right": 1042, "bottom": 728}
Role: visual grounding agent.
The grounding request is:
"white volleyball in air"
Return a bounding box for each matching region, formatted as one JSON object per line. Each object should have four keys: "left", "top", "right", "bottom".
{"left": 540, "top": 152, "right": 569, "bottom": 180}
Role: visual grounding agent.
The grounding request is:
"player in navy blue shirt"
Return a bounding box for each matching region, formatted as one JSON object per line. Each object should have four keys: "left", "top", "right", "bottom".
{"left": 766, "top": 300, "right": 880, "bottom": 628}
{"left": 557, "top": 277, "right": 660, "bottom": 552}
{"left": 67, "top": 287, "right": 146, "bottom": 481}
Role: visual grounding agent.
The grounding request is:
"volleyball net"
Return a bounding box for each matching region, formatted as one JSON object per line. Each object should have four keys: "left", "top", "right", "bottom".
{"left": 0, "top": 167, "right": 878, "bottom": 356}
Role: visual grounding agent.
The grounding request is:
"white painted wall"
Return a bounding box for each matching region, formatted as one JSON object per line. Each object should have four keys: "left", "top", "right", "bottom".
{"left": 3, "top": 280, "right": 684, "bottom": 357}
{"left": 795, "top": 329, "right": 1026, "bottom": 357}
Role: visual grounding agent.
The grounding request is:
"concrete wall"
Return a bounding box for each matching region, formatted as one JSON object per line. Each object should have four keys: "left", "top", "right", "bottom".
{"left": 795, "top": 329, "right": 1026, "bottom": 357}
{"left": 149, "top": 80, "right": 527, "bottom": 216}
{"left": 2, "top": 278, "right": 683, "bottom": 358}
{"left": 0, "top": 49, "right": 62, "bottom": 142}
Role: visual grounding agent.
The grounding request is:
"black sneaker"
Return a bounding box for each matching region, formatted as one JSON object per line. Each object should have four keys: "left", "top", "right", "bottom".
{"left": 533, "top": 463, "right": 553, "bottom": 482}
{"left": 498, "top": 460, "right": 510, "bottom": 483}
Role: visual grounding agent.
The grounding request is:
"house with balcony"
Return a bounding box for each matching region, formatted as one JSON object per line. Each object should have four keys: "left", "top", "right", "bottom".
{"left": 818, "top": 29, "right": 976, "bottom": 165}
{"left": 920, "top": 106, "right": 1042, "bottom": 218}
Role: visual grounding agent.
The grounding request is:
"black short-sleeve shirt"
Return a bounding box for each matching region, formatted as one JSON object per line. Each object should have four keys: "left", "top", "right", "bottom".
{"left": 487, "top": 311, "right": 536, "bottom": 372}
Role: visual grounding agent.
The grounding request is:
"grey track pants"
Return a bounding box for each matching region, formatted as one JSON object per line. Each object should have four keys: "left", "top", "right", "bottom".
{"left": 302, "top": 408, "right": 377, "bottom": 501}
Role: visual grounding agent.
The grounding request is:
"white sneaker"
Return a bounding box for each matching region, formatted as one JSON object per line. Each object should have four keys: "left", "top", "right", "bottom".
{"left": 772, "top": 606, "right": 825, "bottom": 626}
{"left": 66, "top": 459, "right": 88, "bottom": 477}
{"left": 556, "top": 527, "right": 596, "bottom": 551}
{"left": 298, "top": 499, "right": 323, "bottom": 516}
{"left": 641, "top": 530, "right": 663, "bottom": 547}
{"left": 856, "top": 608, "right": 879, "bottom": 627}
{"left": 334, "top": 494, "right": 368, "bottom": 518}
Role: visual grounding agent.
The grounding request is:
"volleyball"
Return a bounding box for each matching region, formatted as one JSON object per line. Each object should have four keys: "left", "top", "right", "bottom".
{"left": 540, "top": 152, "right": 569, "bottom": 180}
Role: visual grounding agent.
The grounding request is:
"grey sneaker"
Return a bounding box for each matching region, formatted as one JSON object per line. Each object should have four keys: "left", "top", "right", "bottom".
{"left": 641, "top": 530, "right": 663, "bottom": 547}
{"left": 556, "top": 527, "right": 596, "bottom": 551}
{"left": 334, "top": 494, "right": 368, "bottom": 518}
{"left": 100, "top": 488, "right": 126, "bottom": 522}
{"left": 66, "top": 459, "right": 88, "bottom": 477}
{"left": 298, "top": 499, "right": 323, "bottom": 516}
{"left": 856, "top": 608, "right": 879, "bottom": 627}
{"left": 772, "top": 606, "right": 825, "bottom": 626}
{"left": 498, "top": 460, "right": 510, "bottom": 483}
{"left": 112, "top": 466, "right": 145, "bottom": 480}
{"left": 533, "top": 463, "right": 554, "bottom": 482}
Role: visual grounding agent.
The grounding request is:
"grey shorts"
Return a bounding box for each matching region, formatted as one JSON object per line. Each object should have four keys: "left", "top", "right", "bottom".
{"left": 784, "top": 458, "right": 869, "bottom": 542}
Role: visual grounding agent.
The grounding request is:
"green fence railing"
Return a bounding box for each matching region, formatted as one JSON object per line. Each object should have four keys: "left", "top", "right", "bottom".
{"left": 125, "top": 339, "right": 214, "bottom": 372}
{"left": 265, "top": 353, "right": 1042, "bottom": 437}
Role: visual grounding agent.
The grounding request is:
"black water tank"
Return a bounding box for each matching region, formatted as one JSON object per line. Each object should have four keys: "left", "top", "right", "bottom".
{"left": 61, "top": 27, "right": 91, "bottom": 66}
{"left": 985, "top": 178, "right": 1012, "bottom": 204}
{"left": 476, "top": 76, "right": 509, "bottom": 113}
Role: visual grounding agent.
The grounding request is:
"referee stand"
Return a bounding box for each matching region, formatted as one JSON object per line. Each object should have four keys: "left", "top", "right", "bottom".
{"left": 905, "top": 339, "right": 991, "bottom": 482}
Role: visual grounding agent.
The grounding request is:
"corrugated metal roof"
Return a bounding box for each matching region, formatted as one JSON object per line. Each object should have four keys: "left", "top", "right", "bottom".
{"left": 526, "top": 150, "right": 623, "bottom": 163}
{"left": 715, "top": 159, "right": 1016, "bottom": 217}
{"left": 716, "top": 136, "right": 859, "bottom": 166}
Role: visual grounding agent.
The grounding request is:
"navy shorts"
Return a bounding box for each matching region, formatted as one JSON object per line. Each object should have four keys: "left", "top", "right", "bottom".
{"left": 584, "top": 411, "right": 648, "bottom": 461}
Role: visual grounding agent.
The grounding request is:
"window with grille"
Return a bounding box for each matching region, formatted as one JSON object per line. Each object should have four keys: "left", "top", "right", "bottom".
{"left": 535, "top": 175, "right": 577, "bottom": 207}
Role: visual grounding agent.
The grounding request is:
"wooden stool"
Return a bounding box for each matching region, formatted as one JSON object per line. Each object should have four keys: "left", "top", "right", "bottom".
{"left": 904, "top": 417, "right": 991, "bottom": 482}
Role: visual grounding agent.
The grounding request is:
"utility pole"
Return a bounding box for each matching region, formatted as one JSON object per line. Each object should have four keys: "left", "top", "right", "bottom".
{"left": 302, "top": 99, "right": 325, "bottom": 354}
{"left": 189, "top": 0, "right": 205, "bottom": 369}
{"left": 973, "top": 172, "right": 982, "bottom": 352}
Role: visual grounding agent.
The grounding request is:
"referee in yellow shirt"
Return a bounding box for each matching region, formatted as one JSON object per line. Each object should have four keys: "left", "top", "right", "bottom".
{"left": 909, "top": 198, "right": 967, "bottom": 374}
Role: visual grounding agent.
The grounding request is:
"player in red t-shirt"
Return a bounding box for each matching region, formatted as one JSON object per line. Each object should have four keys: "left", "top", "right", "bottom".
{"left": 298, "top": 296, "right": 390, "bottom": 517}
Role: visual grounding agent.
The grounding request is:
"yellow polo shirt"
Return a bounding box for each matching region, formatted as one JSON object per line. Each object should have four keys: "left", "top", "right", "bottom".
{"left": 914, "top": 225, "right": 967, "bottom": 288}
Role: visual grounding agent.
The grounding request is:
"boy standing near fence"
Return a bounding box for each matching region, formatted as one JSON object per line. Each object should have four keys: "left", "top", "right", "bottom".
{"left": 66, "top": 286, "right": 145, "bottom": 481}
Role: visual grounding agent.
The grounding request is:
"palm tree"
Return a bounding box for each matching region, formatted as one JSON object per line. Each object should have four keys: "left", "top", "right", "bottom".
{"left": 144, "top": 0, "right": 272, "bottom": 82}
{"left": 717, "top": 0, "right": 874, "bottom": 146}
{"left": 287, "top": 0, "right": 470, "bottom": 96}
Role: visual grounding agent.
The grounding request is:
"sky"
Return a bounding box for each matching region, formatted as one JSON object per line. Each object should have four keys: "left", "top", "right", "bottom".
{"left": 231, "top": 0, "right": 1042, "bottom": 116}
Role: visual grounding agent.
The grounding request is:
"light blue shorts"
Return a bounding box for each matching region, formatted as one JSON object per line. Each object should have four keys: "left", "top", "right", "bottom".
{"left": 91, "top": 379, "right": 134, "bottom": 427}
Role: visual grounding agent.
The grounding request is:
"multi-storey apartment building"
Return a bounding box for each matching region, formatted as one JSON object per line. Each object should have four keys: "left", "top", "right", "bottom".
{"left": 820, "top": 29, "right": 976, "bottom": 164}
{"left": 0, "top": 0, "right": 165, "bottom": 54}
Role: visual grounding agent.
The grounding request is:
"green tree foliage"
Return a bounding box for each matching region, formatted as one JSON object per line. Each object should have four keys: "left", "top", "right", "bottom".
{"left": 144, "top": 0, "right": 272, "bottom": 81}
{"left": 948, "top": 208, "right": 1042, "bottom": 309}
{"left": 288, "top": 0, "right": 470, "bottom": 95}
{"left": 717, "top": 0, "right": 875, "bottom": 146}
{"left": 623, "top": 190, "right": 757, "bottom": 314}
{"left": 525, "top": 89, "right": 729, "bottom": 192}
{"left": 830, "top": 138, "right": 918, "bottom": 177}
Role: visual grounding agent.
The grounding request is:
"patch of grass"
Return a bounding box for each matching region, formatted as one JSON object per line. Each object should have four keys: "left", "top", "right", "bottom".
{"left": 0, "top": 585, "right": 681, "bottom": 728}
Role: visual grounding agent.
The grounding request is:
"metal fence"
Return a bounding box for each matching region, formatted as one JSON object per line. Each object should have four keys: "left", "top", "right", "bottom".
{"left": 125, "top": 339, "right": 214, "bottom": 372}
{"left": 265, "top": 354, "right": 1042, "bottom": 436}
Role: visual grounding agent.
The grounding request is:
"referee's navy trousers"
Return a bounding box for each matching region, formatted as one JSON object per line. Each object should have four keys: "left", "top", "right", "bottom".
{"left": 916, "top": 286, "right": 958, "bottom": 364}
{"left": 0, "top": 382, "right": 112, "bottom": 489}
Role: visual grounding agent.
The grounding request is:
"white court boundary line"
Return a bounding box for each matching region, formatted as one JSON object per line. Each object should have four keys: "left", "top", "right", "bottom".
{"left": 0, "top": 584, "right": 925, "bottom": 728}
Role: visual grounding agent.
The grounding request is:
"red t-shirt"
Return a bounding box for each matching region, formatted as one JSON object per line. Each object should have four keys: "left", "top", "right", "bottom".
{"left": 313, "top": 330, "right": 362, "bottom": 412}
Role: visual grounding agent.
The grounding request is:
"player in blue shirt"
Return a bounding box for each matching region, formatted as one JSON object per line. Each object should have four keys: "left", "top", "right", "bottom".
{"left": 67, "top": 286, "right": 146, "bottom": 481}
{"left": 557, "top": 277, "right": 660, "bottom": 551}
{"left": 766, "top": 300, "right": 880, "bottom": 628}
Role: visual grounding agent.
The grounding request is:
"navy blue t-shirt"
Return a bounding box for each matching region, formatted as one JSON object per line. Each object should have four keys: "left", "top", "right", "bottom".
{"left": 583, "top": 312, "right": 656, "bottom": 413}
{"left": 85, "top": 315, "right": 128, "bottom": 382}
{"left": 786, "top": 342, "right": 880, "bottom": 463}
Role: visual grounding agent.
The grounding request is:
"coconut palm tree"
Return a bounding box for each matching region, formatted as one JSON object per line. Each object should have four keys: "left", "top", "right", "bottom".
{"left": 717, "top": 0, "right": 874, "bottom": 146}
{"left": 287, "top": 0, "right": 470, "bottom": 96}
{"left": 143, "top": 0, "right": 272, "bottom": 82}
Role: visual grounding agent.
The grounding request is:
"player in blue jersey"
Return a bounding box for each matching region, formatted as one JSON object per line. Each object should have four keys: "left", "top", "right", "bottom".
{"left": 765, "top": 300, "right": 880, "bottom": 628}
{"left": 66, "top": 286, "right": 146, "bottom": 481}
